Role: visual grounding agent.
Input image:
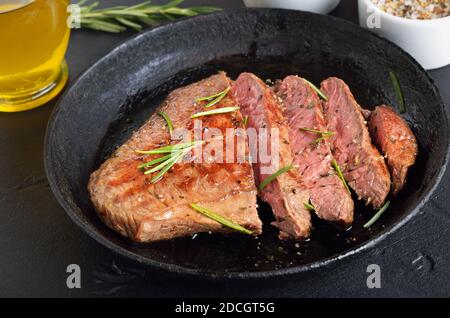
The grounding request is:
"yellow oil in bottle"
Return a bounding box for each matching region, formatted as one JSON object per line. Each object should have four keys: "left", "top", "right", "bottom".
{"left": 0, "top": 0, "right": 70, "bottom": 112}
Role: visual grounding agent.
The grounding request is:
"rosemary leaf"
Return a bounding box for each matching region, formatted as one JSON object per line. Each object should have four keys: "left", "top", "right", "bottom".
{"left": 389, "top": 71, "right": 406, "bottom": 114}
{"left": 313, "top": 136, "right": 325, "bottom": 145}
{"left": 158, "top": 111, "right": 173, "bottom": 134}
{"left": 304, "top": 201, "right": 316, "bottom": 211}
{"left": 128, "top": 1, "right": 153, "bottom": 10}
{"left": 332, "top": 159, "right": 351, "bottom": 195}
{"left": 364, "top": 201, "right": 391, "bottom": 228}
{"left": 144, "top": 151, "right": 184, "bottom": 175}
{"left": 242, "top": 115, "right": 249, "bottom": 127}
{"left": 191, "top": 106, "right": 240, "bottom": 119}
{"left": 135, "top": 141, "right": 200, "bottom": 154}
{"left": 299, "top": 127, "right": 334, "bottom": 145}
{"left": 81, "top": 1, "right": 99, "bottom": 13}
{"left": 165, "top": 7, "right": 199, "bottom": 17}
{"left": 159, "top": 10, "right": 175, "bottom": 21}
{"left": 138, "top": 16, "right": 159, "bottom": 26}
{"left": 189, "top": 203, "right": 253, "bottom": 235}
{"left": 138, "top": 153, "right": 172, "bottom": 169}
{"left": 82, "top": 19, "right": 126, "bottom": 32}
{"left": 103, "top": 10, "right": 149, "bottom": 17}
{"left": 299, "top": 127, "right": 333, "bottom": 136}
{"left": 196, "top": 87, "right": 230, "bottom": 102}
{"left": 189, "top": 6, "right": 222, "bottom": 14}
{"left": 150, "top": 156, "right": 179, "bottom": 182}
{"left": 115, "top": 17, "right": 143, "bottom": 31}
{"left": 76, "top": 0, "right": 89, "bottom": 7}
{"left": 160, "top": 0, "right": 184, "bottom": 9}
{"left": 204, "top": 87, "right": 230, "bottom": 108}
{"left": 303, "top": 79, "right": 328, "bottom": 101}
{"left": 259, "top": 164, "right": 293, "bottom": 191}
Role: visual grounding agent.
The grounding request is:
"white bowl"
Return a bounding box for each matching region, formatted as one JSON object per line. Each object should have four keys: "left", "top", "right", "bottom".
{"left": 358, "top": 0, "right": 450, "bottom": 70}
{"left": 243, "top": 0, "right": 341, "bottom": 14}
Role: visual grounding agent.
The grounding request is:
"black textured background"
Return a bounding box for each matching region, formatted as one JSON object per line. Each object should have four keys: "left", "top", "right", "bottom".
{"left": 0, "top": 0, "right": 449, "bottom": 297}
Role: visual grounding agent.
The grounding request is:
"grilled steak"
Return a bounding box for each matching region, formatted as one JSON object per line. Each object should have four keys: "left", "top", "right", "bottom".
{"left": 232, "top": 73, "right": 311, "bottom": 239}
{"left": 321, "top": 77, "right": 391, "bottom": 208}
{"left": 368, "top": 105, "right": 418, "bottom": 195}
{"left": 88, "top": 72, "right": 262, "bottom": 243}
{"left": 275, "top": 76, "right": 354, "bottom": 225}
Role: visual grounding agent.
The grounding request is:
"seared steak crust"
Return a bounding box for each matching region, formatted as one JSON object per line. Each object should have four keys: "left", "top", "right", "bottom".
{"left": 275, "top": 76, "right": 354, "bottom": 225}
{"left": 232, "top": 73, "right": 311, "bottom": 239}
{"left": 368, "top": 105, "right": 418, "bottom": 195}
{"left": 88, "top": 73, "right": 262, "bottom": 242}
{"left": 321, "top": 77, "right": 391, "bottom": 208}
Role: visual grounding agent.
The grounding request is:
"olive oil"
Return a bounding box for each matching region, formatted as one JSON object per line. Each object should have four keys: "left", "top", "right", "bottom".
{"left": 0, "top": 0, "right": 70, "bottom": 112}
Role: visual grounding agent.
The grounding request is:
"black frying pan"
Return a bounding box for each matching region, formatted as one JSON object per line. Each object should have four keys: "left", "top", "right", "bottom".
{"left": 44, "top": 9, "right": 449, "bottom": 279}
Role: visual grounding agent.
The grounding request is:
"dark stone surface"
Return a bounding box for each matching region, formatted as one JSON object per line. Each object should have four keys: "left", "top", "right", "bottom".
{"left": 0, "top": 0, "right": 449, "bottom": 297}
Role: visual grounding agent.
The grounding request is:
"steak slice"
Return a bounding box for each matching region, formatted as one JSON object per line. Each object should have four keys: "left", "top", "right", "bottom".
{"left": 368, "top": 105, "right": 418, "bottom": 195}
{"left": 321, "top": 77, "right": 391, "bottom": 208}
{"left": 275, "top": 76, "right": 354, "bottom": 225}
{"left": 88, "top": 72, "right": 262, "bottom": 243}
{"left": 232, "top": 73, "right": 311, "bottom": 239}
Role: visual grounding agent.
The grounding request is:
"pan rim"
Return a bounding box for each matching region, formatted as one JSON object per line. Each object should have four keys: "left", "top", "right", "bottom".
{"left": 44, "top": 8, "right": 450, "bottom": 280}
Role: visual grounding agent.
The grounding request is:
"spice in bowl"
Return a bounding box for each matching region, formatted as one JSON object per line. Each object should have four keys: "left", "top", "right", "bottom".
{"left": 371, "top": 0, "right": 449, "bottom": 19}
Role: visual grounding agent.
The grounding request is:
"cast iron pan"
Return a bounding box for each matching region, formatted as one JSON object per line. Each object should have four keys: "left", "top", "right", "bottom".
{"left": 45, "top": 9, "right": 449, "bottom": 279}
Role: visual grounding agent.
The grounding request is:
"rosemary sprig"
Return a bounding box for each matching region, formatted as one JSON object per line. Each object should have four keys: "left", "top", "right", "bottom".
{"left": 157, "top": 111, "right": 173, "bottom": 134}
{"left": 332, "top": 159, "right": 351, "bottom": 195}
{"left": 191, "top": 106, "right": 240, "bottom": 119}
{"left": 144, "top": 151, "right": 185, "bottom": 175}
{"left": 136, "top": 140, "right": 204, "bottom": 182}
{"left": 304, "top": 201, "right": 316, "bottom": 211}
{"left": 364, "top": 201, "right": 391, "bottom": 228}
{"left": 299, "top": 127, "right": 334, "bottom": 145}
{"left": 189, "top": 203, "right": 253, "bottom": 235}
{"left": 196, "top": 87, "right": 230, "bottom": 108}
{"left": 76, "top": 0, "right": 221, "bottom": 33}
{"left": 259, "top": 164, "right": 293, "bottom": 191}
{"left": 150, "top": 151, "right": 186, "bottom": 182}
{"left": 389, "top": 71, "right": 406, "bottom": 114}
{"left": 303, "top": 78, "right": 328, "bottom": 101}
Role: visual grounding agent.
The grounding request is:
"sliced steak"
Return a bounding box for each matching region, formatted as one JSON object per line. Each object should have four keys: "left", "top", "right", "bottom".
{"left": 368, "top": 105, "right": 418, "bottom": 195}
{"left": 232, "top": 73, "right": 311, "bottom": 239}
{"left": 88, "top": 72, "right": 262, "bottom": 243}
{"left": 275, "top": 76, "right": 354, "bottom": 225}
{"left": 321, "top": 77, "right": 391, "bottom": 208}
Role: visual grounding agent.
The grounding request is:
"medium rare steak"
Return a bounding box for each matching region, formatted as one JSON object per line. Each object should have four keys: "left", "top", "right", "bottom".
{"left": 368, "top": 105, "right": 418, "bottom": 195}
{"left": 232, "top": 73, "right": 311, "bottom": 239}
{"left": 275, "top": 76, "right": 354, "bottom": 225}
{"left": 321, "top": 77, "right": 391, "bottom": 208}
{"left": 88, "top": 72, "right": 262, "bottom": 243}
